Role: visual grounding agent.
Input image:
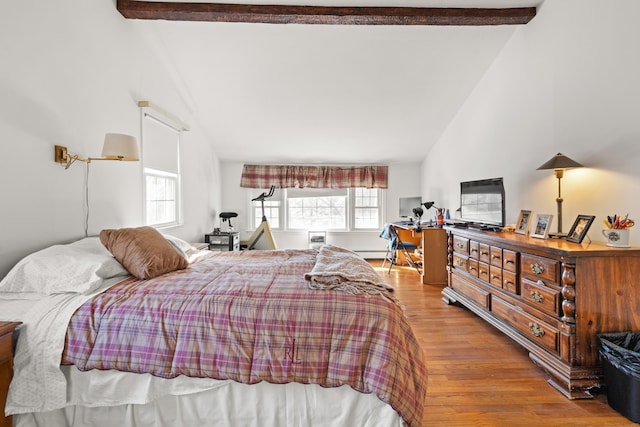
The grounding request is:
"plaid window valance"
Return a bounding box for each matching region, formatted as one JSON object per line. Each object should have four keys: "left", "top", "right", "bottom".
{"left": 240, "top": 164, "right": 388, "bottom": 189}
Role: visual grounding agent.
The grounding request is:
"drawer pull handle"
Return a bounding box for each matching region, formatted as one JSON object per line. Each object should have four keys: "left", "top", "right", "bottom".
{"left": 481, "top": 251, "right": 489, "bottom": 256}
{"left": 491, "top": 274, "right": 500, "bottom": 280}
{"left": 469, "top": 266, "right": 476, "bottom": 272}
{"left": 503, "top": 279, "right": 513, "bottom": 286}
{"left": 528, "top": 322, "right": 545, "bottom": 338}
{"left": 530, "top": 263, "right": 544, "bottom": 275}
{"left": 479, "top": 269, "right": 487, "bottom": 275}
{"left": 456, "top": 242, "right": 464, "bottom": 249}
{"left": 505, "top": 259, "right": 514, "bottom": 264}
{"left": 456, "top": 259, "right": 464, "bottom": 266}
{"left": 492, "top": 254, "right": 500, "bottom": 260}
{"left": 530, "top": 290, "right": 545, "bottom": 303}
{"left": 471, "top": 248, "right": 478, "bottom": 253}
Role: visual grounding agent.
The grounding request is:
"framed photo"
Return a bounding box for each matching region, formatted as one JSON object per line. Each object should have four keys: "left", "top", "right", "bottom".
{"left": 531, "top": 214, "right": 554, "bottom": 239}
{"left": 566, "top": 215, "right": 595, "bottom": 243}
{"left": 515, "top": 210, "right": 532, "bottom": 235}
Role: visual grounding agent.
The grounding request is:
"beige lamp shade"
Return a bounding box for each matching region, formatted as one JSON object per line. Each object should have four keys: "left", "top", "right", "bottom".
{"left": 101, "top": 133, "right": 139, "bottom": 161}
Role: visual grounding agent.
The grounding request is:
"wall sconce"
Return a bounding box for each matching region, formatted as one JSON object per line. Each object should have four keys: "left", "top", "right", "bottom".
{"left": 537, "top": 152, "right": 584, "bottom": 238}
{"left": 55, "top": 133, "right": 139, "bottom": 170}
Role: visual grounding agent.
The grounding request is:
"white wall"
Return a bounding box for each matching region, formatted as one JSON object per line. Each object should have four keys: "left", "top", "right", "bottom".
{"left": 220, "top": 161, "right": 422, "bottom": 254}
{"left": 7, "top": 0, "right": 638, "bottom": 279}
{"left": 421, "top": 0, "right": 640, "bottom": 246}
{"left": 0, "top": 1, "right": 221, "bottom": 278}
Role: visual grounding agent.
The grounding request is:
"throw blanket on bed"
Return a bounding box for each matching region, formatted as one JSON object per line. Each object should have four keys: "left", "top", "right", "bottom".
{"left": 61, "top": 248, "right": 427, "bottom": 427}
{"left": 304, "top": 244, "right": 400, "bottom": 305}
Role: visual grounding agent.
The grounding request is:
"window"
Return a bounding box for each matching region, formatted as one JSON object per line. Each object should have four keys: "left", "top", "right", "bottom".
{"left": 252, "top": 189, "right": 282, "bottom": 229}
{"left": 142, "top": 110, "right": 182, "bottom": 228}
{"left": 288, "top": 188, "right": 347, "bottom": 230}
{"left": 145, "top": 169, "right": 178, "bottom": 226}
{"left": 353, "top": 188, "right": 380, "bottom": 229}
{"left": 249, "top": 187, "right": 383, "bottom": 231}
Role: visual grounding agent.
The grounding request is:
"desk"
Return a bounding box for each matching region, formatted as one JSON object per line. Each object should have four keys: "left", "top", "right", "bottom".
{"left": 393, "top": 224, "right": 448, "bottom": 285}
{"left": 419, "top": 228, "right": 448, "bottom": 285}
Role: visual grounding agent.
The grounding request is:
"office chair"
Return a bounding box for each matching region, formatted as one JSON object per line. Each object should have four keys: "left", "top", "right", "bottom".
{"left": 380, "top": 224, "right": 422, "bottom": 275}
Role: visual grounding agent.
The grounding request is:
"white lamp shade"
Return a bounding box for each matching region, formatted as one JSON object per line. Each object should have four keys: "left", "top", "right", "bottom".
{"left": 101, "top": 133, "right": 139, "bottom": 161}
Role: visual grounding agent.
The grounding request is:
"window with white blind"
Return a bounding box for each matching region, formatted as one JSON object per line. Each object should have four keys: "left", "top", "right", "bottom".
{"left": 142, "top": 112, "right": 182, "bottom": 228}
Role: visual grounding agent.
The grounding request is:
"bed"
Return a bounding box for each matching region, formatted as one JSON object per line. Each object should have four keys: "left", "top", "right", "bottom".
{"left": 0, "top": 227, "right": 427, "bottom": 427}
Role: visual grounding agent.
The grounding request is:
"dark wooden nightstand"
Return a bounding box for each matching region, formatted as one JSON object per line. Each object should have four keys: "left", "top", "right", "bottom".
{"left": 0, "top": 322, "right": 20, "bottom": 427}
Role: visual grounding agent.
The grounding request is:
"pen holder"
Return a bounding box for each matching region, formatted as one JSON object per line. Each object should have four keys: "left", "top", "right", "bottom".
{"left": 436, "top": 208, "right": 445, "bottom": 228}
{"left": 602, "top": 229, "right": 630, "bottom": 248}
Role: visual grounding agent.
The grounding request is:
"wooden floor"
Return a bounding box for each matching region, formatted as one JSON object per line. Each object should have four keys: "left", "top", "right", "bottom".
{"left": 369, "top": 261, "right": 637, "bottom": 427}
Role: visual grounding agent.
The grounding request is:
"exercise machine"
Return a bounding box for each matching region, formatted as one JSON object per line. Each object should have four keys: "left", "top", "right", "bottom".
{"left": 242, "top": 186, "right": 277, "bottom": 250}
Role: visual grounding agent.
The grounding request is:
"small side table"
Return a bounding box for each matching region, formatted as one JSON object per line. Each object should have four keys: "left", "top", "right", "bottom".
{"left": 1, "top": 322, "right": 21, "bottom": 427}
{"left": 204, "top": 232, "right": 240, "bottom": 252}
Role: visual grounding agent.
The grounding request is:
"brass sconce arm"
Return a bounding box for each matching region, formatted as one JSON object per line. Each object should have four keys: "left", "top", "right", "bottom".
{"left": 54, "top": 134, "right": 139, "bottom": 170}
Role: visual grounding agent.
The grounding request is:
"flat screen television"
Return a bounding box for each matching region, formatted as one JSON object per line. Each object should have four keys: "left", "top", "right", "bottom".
{"left": 399, "top": 196, "right": 422, "bottom": 218}
{"left": 459, "top": 177, "right": 505, "bottom": 228}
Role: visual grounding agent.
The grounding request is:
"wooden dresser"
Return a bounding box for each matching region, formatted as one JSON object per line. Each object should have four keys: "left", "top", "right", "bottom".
{"left": 1, "top": 322, "right": 20, "bottom": 427}
{"left": 442, "top": 228, "right": 640, "bottom": 398}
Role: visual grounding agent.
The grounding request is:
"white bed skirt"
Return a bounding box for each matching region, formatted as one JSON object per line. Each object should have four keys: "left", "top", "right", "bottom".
{"left": 14, "top": 367, "right": 404, "bottom": 427}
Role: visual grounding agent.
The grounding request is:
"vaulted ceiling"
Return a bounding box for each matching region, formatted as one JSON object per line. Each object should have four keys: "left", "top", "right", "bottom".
{"left": 120, "top": 0, "right": 542, "bottom": 164}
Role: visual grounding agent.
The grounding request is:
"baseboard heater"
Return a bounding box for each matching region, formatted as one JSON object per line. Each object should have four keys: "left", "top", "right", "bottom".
{"left": 354, "top": 250, "right": 386, "bottom": 260}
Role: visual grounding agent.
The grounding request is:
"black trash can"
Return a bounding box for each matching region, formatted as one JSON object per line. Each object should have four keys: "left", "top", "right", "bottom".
{"left": 598, "top": 332, "right": 640, "bottom": 423}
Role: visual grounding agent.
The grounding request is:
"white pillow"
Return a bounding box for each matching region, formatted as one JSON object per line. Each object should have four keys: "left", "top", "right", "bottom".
{"left": 0, "top": 237, "right": 129, "bottom": 295}
{"left": 163, "top": 234, "right": 203, "bottom": 259}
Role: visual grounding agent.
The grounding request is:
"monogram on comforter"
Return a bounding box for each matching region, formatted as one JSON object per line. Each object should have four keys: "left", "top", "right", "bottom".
{"left": 62, "top": 248, "right": 427, "bottom": 427}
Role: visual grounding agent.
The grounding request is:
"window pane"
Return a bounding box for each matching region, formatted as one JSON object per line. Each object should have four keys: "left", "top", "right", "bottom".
{"left": 288, "top": 194, "right": 346, "bottom": 230}
{"left": 253, "top": 200, "right": 280, "bottom": 229}
{"left": 146, "top": 172, "right": 177, "bottom": 226}
{"left": 354, "top": 188, "right": 379, "bottom": 229}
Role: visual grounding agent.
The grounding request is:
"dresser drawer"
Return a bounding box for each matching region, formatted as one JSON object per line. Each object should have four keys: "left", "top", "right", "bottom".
{"left": 521, "top": 278, "right": 561, "bottom": 317}
{"left": 490, "top": 246, "right": 503, "bottom": 268}
{"left": 468, "top": 259, "right": 480, "bottom": 277}
{"left": 503, "top": 249, "right": 518, "bottom": 273}
{"left": 206, "top": 234, "right": 238, "bottom": 245}
{"left": 478, "top": 243, "right": 491, "bottom": 264}
{"left": 489, "top": 265, "right": 502, "bottom": 288}
{"left": 492, "top": 296, "right": 559, "bottom": 354}
{"left": 452, "top": 253, "right": 468, "bottom": 272}
{"left": 502, "top": 270, "right": 518, "bottom": 294}
{"left": 451, "top": 273, "right": 490, "bottom": 310}
{"left": 521, "top": 253, "right": 558, "bottom": 284}
{"left": 478, "top": 262, "right": 490, "bottom": 283}
{"left": 469, "top": 241, "right": 480, "bottom": 259}
{"left": 453, "top": 236, "right": 469, "bottom": 255}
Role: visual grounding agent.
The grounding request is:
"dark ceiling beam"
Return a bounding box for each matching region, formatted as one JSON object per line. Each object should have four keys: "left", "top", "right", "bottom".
{"left": 116, "top": 0, "right": 536, "bottom": 26}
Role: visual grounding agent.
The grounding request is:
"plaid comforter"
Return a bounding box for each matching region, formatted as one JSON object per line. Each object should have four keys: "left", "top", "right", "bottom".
{"left": 62, "top": 249, "right": 427, "bottom": 426}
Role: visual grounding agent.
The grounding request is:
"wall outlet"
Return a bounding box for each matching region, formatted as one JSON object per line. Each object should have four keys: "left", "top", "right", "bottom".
{"left": 54, "top": 145, "right": 68, "bottom": 163}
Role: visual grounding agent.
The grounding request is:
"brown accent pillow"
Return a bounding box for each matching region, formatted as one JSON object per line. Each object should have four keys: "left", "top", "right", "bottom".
{"left": 100, "top": 226, "right": 188, "bottom": 279}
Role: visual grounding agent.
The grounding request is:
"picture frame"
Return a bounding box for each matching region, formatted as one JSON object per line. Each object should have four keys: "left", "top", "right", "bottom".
{"left": 515, "top": 210, "right": 532, "bottom": 235}
{"left": 566, "top": 215, "right": 595, "bottom": 243}
{"left": 531, "top": 214, "right": 554, "bottom": 239}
